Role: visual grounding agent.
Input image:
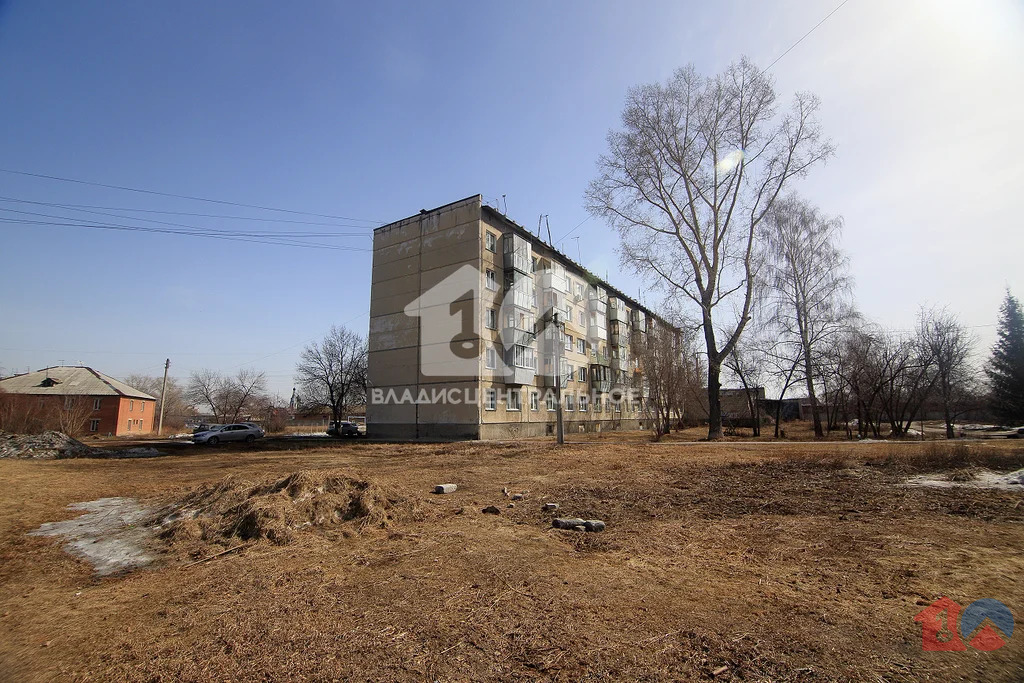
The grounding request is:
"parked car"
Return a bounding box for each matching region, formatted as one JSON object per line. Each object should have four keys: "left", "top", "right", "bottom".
{"left": 327, "top": 420, "right": 365, "bottom": 437}
{"left": 193, "top": 423, "right": 265, "bottom": 445}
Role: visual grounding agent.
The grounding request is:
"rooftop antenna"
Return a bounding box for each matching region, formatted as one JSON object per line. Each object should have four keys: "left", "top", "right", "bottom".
{"left": 545, "top": 215, "right": 552, "bottom": 245}
{"left": 501, "top": 194, "right": 507, "bottom": 214}
{"left": 572, "top": 236, "right": 581, "bottom": 263}
{"left": 537, "top": 214, "right": 543, "bottom": 237}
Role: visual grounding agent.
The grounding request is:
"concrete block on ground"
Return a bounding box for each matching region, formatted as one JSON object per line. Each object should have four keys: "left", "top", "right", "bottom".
{"left": 434, "top": 484, "right": 457, "bottom": 494}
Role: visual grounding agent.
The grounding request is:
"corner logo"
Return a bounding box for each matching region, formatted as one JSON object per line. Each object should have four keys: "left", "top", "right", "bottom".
{"left": 915, "top": 597, "right": 1014, "bottom": 651}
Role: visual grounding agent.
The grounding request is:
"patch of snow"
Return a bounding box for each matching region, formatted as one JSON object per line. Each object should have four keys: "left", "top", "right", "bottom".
{"left": 906, "top": 468, "right": 1024, "bottom": 491}
{"left": 29, "top": 498, "right": 157, "bottom": 575}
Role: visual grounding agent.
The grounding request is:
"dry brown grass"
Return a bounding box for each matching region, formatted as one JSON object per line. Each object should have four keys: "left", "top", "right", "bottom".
{"left": 1, "top": 437, "right": 1022, "bottom": 681}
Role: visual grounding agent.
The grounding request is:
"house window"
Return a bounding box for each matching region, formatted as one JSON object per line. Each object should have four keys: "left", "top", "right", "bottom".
{"left": 485, "top": 346, "right": 497, "bottom": 370}
{"left": 486, "top": 269, "right": 497, "bottom": 291}
{"left": 484, "top": 388, "right": 496, "bottom": 411}
{"left": 565, "top": 334, "right": 572, "bottom": 351}
{"left": 580, "top": 395, "right": 589, "bottom": 412}
{"left": 579, "top": 366, "right": 588, "bottom": 382}
{"left": 546, "top": 393, "right": 557, "bottom": 411}
{"left": 566, "top": 364, "right": 574, "bottom": 383}
{"left": 565, "top": 394, "right": 576, "bottom": 411}
{"left": 89, "top": 419, "right": 100, "bottom": 432}
{"left": 577, "top": 338, "right": 585, "bottom": 354}
{"left": 64, "top": 396, "right": 75, "bottom": 409}
{"left": 93, "top": 398, "right": 101, "bottom": 410}
{"left": 530, "top": 391, "right": 539, "bottom": 411}
{"left": 575, "top": 282, "right": 584, "bottom": 299}
{"left": 615, "top": 400, "right": 622, "bottom": 413}
{"left": 129, "top": 400, "right": 134, "bottom": 412}
{"left": 507, "top": 389, "right": 521, "bottom": 411}
{"left": 126, "top": 419, "right": 132, "bottom": 431}
{"left": 486, "top": 308, "right": 498, "bottom": 329}
{"left": 578, "top": 309, "right": 585, "bottom": 326}
{"left": 140, "top": 402, "right": 145, "bottom": 413}
{"left": 485, "top": 232, "right": 497, "bottom": 252}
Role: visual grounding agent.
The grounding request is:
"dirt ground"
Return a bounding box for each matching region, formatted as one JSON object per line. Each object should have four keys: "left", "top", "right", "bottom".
{"left": 1, "top": 436, "right": 1022, "bottom": 682}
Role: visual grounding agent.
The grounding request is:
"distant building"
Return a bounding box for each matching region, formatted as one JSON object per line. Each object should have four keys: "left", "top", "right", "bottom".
{"left": 0, "top": 366, "right": 157, "bottom": 436}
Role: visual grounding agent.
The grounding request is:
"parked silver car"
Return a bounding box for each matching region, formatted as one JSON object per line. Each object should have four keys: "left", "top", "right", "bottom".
{"left": 193, "top": 423, "right": 265, "bottom": 445}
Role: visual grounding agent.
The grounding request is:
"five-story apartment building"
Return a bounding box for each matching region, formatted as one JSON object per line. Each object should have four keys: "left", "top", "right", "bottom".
{"left": 367, "top": 194, "right": 660, "bottom": 440}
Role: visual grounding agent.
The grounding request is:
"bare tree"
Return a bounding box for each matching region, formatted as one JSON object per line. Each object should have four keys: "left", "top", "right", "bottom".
{"left": 294, "top": 326, "right": 368, "bottom": 424}
{"left": 764, "top": 196, "right": 853, "bottom": 437}
{"left": 724, "top": 338, "right": 766, "bottom": 436}
{"left": 123, "top": 374, "right": 190, "bottom": 430}
{"left": 917, "top": 307, "right": 976, "bottom": 438}
{"left": 632, "top": 321, "right": 690, "bottom": 439}
{"left": 185, "top": 368, "right": 267, "bottom": 423}
{"left": 586, "top": 57, "right": 832, "bottom": 439}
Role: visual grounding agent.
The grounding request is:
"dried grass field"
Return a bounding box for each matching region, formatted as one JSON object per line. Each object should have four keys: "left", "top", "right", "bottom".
{"left": 1, "top": 436, "right": 1023, "bottom": 681}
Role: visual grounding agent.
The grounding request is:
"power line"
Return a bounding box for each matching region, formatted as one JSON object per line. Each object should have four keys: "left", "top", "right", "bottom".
{"left": 0, "top": 213, "right": 370, "bottom": 251}
{"left": 4, "top": 197, "right": 377, "bottom": 229}
{"left": 0, "top": 167, "right": 384, "bottom": 225}
{"left": 762, "top": 0, "right": 852, "bottom": 73}
{"left": 0, "top": 197, "right": 370, "bottom": 238}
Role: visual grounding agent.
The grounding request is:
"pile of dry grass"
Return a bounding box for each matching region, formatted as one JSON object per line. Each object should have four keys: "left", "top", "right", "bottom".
{"left": 155, "top": 470, "right": 420, "bottom": 547}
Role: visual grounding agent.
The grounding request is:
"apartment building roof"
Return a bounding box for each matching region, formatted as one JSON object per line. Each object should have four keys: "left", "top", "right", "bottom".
{"left": 0, "top": 366, "right": 156, "bottom": 400}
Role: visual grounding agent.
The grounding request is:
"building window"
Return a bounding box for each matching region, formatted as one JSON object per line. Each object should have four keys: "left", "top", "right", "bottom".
{"left": 89, "top": 419, "right": 100, "bottom": 432}
{"left": 510, "top": 344, "right": 536, "bottom": 369}
{"left": 575, "top": 282, "right": 584, "bottom": 299}
{"left": 485, "top": 346, "right": 497, "bottom": 370}
{"left": 93, "top": 398, "right": 102, "bottom": 410}
{"left": 579, "top": 366, "right": 588, "bottom": 382}
{"left": 486, "top": 308, "right": 498, "bottom": 329}
{"left": 126, "top": 419, "right": 132, "bottom": 431}
{"left": 507, "top": 389, "right": 521, "bottom": 411}
{"left": 580, "top": 395, "right": 589, "bottom": 412}
{"left": 566, "top": 364, "right": 574, "bottom": 383}
{"left": 129, "top": 400, "right": 134, "bottom": 411}
{"left": 577, "top": 309, "right": 585, "bottom": 327}
{"left": 486, "top": 269, "right": 497, "bottom": 291}
{"left": 615, "top": 400, "right": 622, "bottom": 413}
{"left": 485, "top": 232, "right": 497, "bottom": 252}
{"left": 484, "top": 388, "right": 496, "bottom": 411}
{"left": 565, "top": 394, "right": 576, "bottom": 411}
{"left": 140, "top": 402, "right": 145, "bottom": 413}
{"left": 530, "top": 391, "right": 539, "bottom": 411}
{"left": 565, "top": 334, "right": 572, "bottom": 351}
{"left": 577, "top": 338, "right": 586, "bottom": 354}
{"left": 546, "top": 393, "right": 557, "bottom": 411}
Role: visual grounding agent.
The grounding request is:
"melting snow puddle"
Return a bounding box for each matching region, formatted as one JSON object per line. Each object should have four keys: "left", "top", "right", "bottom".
{"left": 30, "top": 497, "right": 158, "bottom": 575}
{"left": 905, "top": 469, "right": 1024, "bottom": 491}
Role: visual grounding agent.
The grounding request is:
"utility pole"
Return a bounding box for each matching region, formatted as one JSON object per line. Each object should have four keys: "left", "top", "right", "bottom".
{"left": 554, "top": 312, "right": 564, "bottom": 445}
{"left": 157, "top": 358, "right": 170, "bottom": 436}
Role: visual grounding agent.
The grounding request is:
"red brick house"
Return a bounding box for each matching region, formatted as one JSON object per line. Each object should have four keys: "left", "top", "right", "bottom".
{"left": 0, "top": 366, "right": 157, "bottom": 436}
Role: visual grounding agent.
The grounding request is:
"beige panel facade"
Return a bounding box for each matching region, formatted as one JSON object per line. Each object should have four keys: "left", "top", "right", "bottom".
{"left": 367, "top": 194, "right": 657, "bottom": 441}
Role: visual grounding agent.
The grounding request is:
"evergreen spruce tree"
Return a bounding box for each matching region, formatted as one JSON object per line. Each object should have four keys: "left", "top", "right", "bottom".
{"left": 986, "top": 290, "right": 1024, "bottom": 425}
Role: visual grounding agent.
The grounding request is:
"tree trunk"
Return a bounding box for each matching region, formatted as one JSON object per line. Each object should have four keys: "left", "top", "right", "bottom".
{"left": 802, "top": 352, "right": 823, "bottom": 438}
{"left": 707, "top": 360, "right": 723, "bottom": 440}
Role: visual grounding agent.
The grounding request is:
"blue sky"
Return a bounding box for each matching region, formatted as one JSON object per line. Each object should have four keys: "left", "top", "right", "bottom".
{"left": 1, "top": 0, "right": 1022, "bottom": 398}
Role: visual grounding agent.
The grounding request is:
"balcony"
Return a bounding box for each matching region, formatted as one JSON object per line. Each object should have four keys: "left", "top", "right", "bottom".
{"left": 505, "top": 365, "right": 536, "bottom": 386}
{"left": 608, "top": 298, "right": 628, "bottom": 323}
{"left": 502, "top": 234, "right": 533, "bottom": 274}
{"left": 590, "top": 363, "right": 612, "bottom": 394}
